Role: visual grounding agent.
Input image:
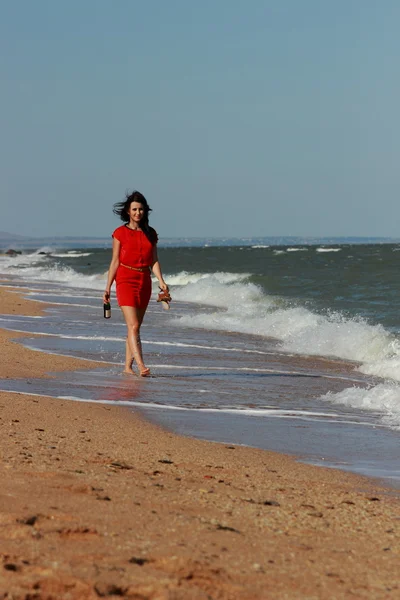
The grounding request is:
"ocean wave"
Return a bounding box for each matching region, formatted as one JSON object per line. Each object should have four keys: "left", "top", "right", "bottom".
{"left": 169, "top": 271, "right": 400, "bottom": 386}
{"left": 0, "top": 250, "right": 51, "bottom": 271}
{"left": 6, "top": 259, "right": 400, "bottom": 395}
{"left": 171, "top": 273, "right": 271, "bottom": 310}
{"left": 165, "top": 271, "right": 250, "bottom": 288}
{"left": 321, "top": 383, "right": 400, "bottom": 429}
{"left": 51, "top": 252, "right": 92, "bottom": 258}
{"left": 0, "top": 248, "right": 93, "bottom": 278}
{"left": 1, "top": 261, "right": 106, "bottom": 290}
{"left": 316, "top": 248, "right": 341, "bottom": 253}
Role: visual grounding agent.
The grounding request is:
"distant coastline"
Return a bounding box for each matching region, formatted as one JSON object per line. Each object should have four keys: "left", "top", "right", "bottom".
{"left": 1, "top": 230, "right": 399, "bottom": 250}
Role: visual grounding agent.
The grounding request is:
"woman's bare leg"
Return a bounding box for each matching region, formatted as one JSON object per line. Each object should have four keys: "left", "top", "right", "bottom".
{"left": 124, "top": 333, "right": 145, "bottom": 374}
{"left": 121, "top": 306, "right": 149, "bottom": 376}
{"left": 124, "top": 338, "right": 135, "bottom": 374}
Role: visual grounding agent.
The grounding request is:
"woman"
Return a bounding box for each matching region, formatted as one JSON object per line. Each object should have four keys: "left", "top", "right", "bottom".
{"left": 103, "top": 190, "right": 169, "bottom": 376}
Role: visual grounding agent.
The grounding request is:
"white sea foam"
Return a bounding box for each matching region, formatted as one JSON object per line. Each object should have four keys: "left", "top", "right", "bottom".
{"left": 0, "top": 248, "right": 104, "bottom": 290}
{"left": 279, "top": 313, "right": 398, "bottom": 364}
{"left": 27, "top": 291, "right": 100, "bottom": 299}
{"left": 286, "top": 247, "right": 308, "bottom": 252}
{"left": 316, "top": 248, "right": 341, "bottom": 253}
{"left": 1, "top": 261, "right": 106, "bottom": 290}
{"left": 321, "top": 383, "right": 400, "bottom": 429}
{"left": 173, "top": 277, "right": 267, "bottom": 310}
{"left": 165, "top": 271, "right": 249, "bottom": 288}
{"left": 358, "top": 358, "right": 400, "bottom": 381}
{"left": 0, "top": 252, "right": 50, "bottom": 272}
{"left": 168, "top": 271, "right": 400, "bottom": 389}
{"left": 0, "top": 388, "right": 375, "bottom": 423}
{"left": 251, "top": 245, "right": 269, "bottom": 249}
{"left": 5, "top": 256, "right": 400, "bottom": 428}
{"left": 51, "top": 252, "right": 92, "bottom": 258}
{"left": 5, "top": 259, "right": 400, "bottom": 390}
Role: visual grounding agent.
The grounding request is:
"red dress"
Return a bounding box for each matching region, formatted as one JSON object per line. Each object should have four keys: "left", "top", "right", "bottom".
{"left": 112, "top": 225, "right": 158, "bottom": 309}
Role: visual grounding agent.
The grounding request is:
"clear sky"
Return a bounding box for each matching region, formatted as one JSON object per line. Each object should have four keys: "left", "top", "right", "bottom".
{"left": 1, "top": 1, "right": 400, "bottom": 239}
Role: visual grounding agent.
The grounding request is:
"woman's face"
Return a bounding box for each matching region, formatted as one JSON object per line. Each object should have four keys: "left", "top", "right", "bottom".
{"left": 128, "top": 201, "right": 145, "bottom": 224}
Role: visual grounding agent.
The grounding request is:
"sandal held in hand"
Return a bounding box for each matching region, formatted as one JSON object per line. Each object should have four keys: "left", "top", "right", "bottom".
{"left": 157, "top": 288, "right": 171, "bottom": 310}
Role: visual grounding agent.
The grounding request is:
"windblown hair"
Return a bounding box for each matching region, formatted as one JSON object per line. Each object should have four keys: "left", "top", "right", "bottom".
{"left": 113, "top": 190, "right": 157, "bottom": 244}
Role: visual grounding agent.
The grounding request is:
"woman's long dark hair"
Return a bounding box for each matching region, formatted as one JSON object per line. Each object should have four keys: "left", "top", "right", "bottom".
{"left": 113, "top": 190, "right": 157, "bottom": 244}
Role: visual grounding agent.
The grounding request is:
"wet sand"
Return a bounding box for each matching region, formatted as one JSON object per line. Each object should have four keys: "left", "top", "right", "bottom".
{"left": 0, "top": 286, "right": 399, "bottom": 599}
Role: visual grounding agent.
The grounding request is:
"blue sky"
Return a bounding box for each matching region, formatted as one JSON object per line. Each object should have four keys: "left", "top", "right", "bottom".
{"left": 1, "top": 1, "right": 400, "bottom": 238}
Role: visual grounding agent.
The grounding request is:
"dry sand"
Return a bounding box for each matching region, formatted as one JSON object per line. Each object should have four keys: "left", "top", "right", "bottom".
{"left": 0, "top": 286, "right": 399, "bottom": 599}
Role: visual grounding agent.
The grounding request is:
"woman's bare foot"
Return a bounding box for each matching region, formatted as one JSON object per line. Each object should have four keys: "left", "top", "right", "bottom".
{"left": 139, "top": 366, "right": 151, "bottom": 377}
{"left": 122, "top": 368, "right": 137, "bottom": 376}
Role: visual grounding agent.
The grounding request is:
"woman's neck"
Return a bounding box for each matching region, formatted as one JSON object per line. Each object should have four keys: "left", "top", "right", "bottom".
{"left": 126, "top": 222, "right": 141, "bottom": 230}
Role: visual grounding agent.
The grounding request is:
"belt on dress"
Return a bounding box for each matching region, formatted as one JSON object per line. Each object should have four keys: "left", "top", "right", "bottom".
{"left": 120, "top": 263, "right": 150, "bottom": 272}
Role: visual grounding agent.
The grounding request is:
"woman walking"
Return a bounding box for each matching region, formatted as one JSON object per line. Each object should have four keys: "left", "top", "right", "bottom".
{"left": 103, "top": 190, "right": 169, "bottom": 376}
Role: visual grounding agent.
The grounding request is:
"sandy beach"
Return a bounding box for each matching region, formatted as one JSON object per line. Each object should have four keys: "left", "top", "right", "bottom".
{"left": 0, "top": 287, "right": 399, "bottom": 599}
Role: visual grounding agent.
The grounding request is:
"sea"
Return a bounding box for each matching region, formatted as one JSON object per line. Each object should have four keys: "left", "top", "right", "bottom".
{"left": 1, "top": 238, "right": 400, "bottom": 486}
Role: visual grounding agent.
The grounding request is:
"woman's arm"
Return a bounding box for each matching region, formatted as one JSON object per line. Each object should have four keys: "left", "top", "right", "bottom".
{"left": 103, "top": 238, "right": 120, "bottom": 303}
{"left": 151, "top": 246, "right": 168, "bottom": 291}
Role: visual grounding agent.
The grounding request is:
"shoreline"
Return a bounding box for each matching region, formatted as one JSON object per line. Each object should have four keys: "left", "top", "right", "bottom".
{"left": 1, "top": 287, "right": 400, "bottom": 598}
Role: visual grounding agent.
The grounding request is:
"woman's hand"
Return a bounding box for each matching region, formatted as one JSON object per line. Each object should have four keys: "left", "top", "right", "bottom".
{"left": 158, "top": 281, "right": 169, "bottom": 292}
{"left": 103, "top": 290, "right": 111, "bottom": 304}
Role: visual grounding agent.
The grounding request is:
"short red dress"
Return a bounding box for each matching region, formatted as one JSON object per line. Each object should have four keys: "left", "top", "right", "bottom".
{"left": 112, "top": 225, "right": 158, "bottom": 309}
